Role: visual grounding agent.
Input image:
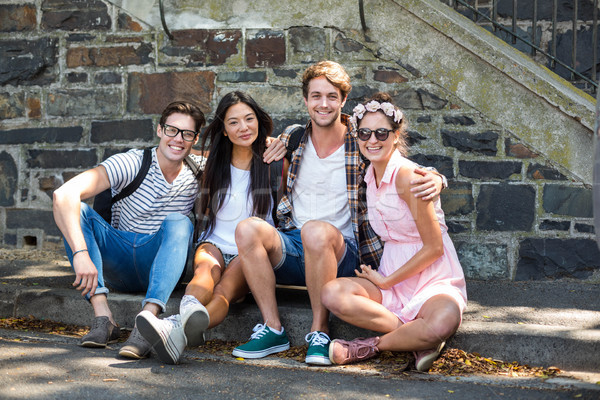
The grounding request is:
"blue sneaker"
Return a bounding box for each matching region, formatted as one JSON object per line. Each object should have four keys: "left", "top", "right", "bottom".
{"left": 232, "top": 323, "right": 290, "bottom": 359}
{"left": 305, "top": 331, "right": 332, "bottom": 365}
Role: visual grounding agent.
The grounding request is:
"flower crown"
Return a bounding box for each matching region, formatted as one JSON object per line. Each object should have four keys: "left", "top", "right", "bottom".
{"left": 349, "top": 100, "right": 403, "bottom": 126}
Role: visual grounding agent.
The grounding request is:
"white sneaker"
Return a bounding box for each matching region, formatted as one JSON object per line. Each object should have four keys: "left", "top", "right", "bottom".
{"left": 136, "top": 311, "right": 186, "bottom": 365}
{"left": 180, "top": 296, "right": 210, "bottom": 347}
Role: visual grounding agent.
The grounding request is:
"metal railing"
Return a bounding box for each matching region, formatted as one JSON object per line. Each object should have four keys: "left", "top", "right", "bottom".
{"left": 441, "top": 0, "right": 598, "bottom": 94}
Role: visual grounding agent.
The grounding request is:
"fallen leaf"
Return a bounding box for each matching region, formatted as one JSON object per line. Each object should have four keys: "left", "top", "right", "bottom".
{"left": 103, "top": 379, "right": 118, "bottom": 382}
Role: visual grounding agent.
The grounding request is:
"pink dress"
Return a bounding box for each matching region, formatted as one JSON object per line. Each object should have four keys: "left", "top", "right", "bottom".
{"left": 365, "top": 150, "right": 467, "bottom": 324}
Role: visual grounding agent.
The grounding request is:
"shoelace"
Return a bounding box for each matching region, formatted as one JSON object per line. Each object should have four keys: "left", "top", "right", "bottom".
{"left": 305, "top": 331, "right": 330, "bottom": 347}
{"left": 249, "top": 323, "right": 270, "bottom": 340}
{"left": 164, "top": 314, "right": 182, "bottom": 328}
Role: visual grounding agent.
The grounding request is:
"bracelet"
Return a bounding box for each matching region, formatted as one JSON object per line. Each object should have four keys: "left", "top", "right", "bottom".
{"left": 72, "top": 249, "right": 88, "bottom": 257}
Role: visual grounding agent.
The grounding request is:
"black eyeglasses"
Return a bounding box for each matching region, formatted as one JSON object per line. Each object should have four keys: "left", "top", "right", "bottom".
{"left": 162, "top": 124, "right": 197, "bottom": 142}
{"left": 356, "top": 128, "right": 393, "bottom": 141}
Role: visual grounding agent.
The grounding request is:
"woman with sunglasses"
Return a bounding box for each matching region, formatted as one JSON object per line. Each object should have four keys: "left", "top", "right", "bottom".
{"left": 136, "top": 91, "right": 287, "bottom": 364}
{"left": 321, "top": 92, "right": 467, "bottom": 372}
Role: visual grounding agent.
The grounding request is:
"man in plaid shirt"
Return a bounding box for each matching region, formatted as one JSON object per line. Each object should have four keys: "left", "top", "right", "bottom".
{"left": 233, "top": 61, "right": 445, "bottom": 365}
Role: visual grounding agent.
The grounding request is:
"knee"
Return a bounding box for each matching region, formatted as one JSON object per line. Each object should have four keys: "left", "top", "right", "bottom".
{"left": 163, "top": 213, "right": 193, "bottom": 239}
{"left": 421, "top": 311, "right": 460, "bottom": 344}
{"left": 301, "top": 221, "right": 338, "bottom": 252}
{"left": 235, "top": 217, "right": 265, "bottom": 250}
{"left": 321, "top": 279, "right": 345, "bottom": 314}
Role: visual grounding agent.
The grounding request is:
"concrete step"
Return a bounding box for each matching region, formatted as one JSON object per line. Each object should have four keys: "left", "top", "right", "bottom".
{"left": 0, "top": 256, "right": 598, "bottom": 372}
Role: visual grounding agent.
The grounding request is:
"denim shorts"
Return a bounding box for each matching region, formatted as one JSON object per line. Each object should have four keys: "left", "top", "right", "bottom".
{"left": 273, "top": 228, "right": 359, "bottom": 286}
{"left": 196, "top": 240, "right": 237, "bottom": 268}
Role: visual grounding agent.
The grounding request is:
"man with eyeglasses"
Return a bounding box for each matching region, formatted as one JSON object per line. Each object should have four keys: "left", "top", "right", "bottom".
{"left": 53, "top": 101, "right": 207, "bottom": 359}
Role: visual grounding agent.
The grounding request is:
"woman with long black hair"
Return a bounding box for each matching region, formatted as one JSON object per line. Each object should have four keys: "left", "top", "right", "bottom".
{"left": 136, "top": 91, "right": 287, "bottom": 364}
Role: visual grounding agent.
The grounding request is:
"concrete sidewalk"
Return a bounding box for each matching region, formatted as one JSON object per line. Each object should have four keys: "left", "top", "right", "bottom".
{"left": 0, "top": 249, "right": 599, "bottom": 373}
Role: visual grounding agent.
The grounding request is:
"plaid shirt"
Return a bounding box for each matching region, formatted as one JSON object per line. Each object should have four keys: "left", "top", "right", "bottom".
{"left": 276, "top": 114, "right": 383, "bottom": 268}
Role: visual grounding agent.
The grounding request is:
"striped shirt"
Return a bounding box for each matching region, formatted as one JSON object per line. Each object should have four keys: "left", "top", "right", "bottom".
{"left": 101, "top": 148, "right": 204, "bottom": 234}
{"left": 277, "top": 114, "right": 384, "bottom": 268}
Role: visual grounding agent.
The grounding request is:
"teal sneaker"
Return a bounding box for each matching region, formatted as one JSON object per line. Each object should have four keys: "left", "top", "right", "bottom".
{"left": 305, "top": 331, "right": 332, "bottom": 365}
{"left": 232, "top": 323, "right": 290, "bottom": 359}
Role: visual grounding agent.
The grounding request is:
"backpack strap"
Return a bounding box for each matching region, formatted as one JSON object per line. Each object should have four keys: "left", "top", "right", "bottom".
{"left": 111, "top": 148, "right": 152, "bottom": 205}
{"left": 269, "top": 159, "right": 285, "bottom": 225}
{"left": 184, "top": 155, "right": 202, "bottom": 178}
{"left": 284, "top": 125, "right": 306, "bottom": 162}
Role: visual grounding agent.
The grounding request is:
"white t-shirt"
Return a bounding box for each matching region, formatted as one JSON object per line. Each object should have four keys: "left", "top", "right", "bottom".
{"left": 291, "top": 136, "right": 353, "bottom": 239}
{"left": 203, "top": 164, "right": 274, "bottom": 255}
{"left": 101, "top": 148, "right": 203, "bottom": 234}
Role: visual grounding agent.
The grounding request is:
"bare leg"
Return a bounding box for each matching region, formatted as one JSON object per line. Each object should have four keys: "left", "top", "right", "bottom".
{"left": 301, "top": 221, "right": 347, "bottom": 334}
{"left": 89, "top": 294, "right": 115, "bottom": 324}
{"left": 235, "top": 217, "right": 284, "bottom": 330}
{"left": 377, "top": 294, "right": 462, "bottom": 352}
{"left": 185, "top": 243, "right": 224, "bottom": 305}
{"left": 205, "top": 258, "right": 248, "bottom": 328}
{"left": 321, "top": 276, "right": 401, "bottom": 333}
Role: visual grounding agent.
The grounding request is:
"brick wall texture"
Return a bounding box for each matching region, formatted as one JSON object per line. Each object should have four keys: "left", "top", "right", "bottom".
{"left": 0, "top": 1, "right": 596, "bottom": 281}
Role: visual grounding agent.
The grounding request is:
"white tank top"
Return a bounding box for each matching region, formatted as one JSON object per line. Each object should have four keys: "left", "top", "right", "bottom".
{"left": 204, "top": 164, "right": 274, "bottom": 255}
{"left": 291, "top": 136, "right": 353, "bottom": 238}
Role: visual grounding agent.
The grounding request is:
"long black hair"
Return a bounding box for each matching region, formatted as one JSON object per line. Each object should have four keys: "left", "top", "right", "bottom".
{"left": 197, "top": 91, "right": 274, "bottom": 239}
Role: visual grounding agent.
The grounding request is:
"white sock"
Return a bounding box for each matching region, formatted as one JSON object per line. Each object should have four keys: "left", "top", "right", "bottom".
{"left": 180, "top": 294, "right": 201, "bottom": 315}
{"left": 268, "top": 326, "right": 284, "bottom": 335}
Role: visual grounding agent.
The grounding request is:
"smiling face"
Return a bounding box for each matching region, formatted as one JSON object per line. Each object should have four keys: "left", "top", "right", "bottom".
{"left": 304, "top": 76, "right": 346, "bottom": 129}
{"left": 223, "top": 102, "right": 259, "bottom": 149}
{"left": 357, "top": 111, "right": 398, "bottom": 165}
{"left": 156, "top": 112, "right": 198, "bottom": 164}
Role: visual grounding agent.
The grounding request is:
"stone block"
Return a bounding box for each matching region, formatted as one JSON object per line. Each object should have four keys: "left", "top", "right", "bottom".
{"left": 289, "top": 27, "right": 327, "bottom": 61}
{"left": 0, "top": 151, "right": 18, "bottom": 207}
{"left": 66, "top": 72, "right": 87, "bottom": 83}
{"left": 455, "top": 241, "right": 509, "bottom": 280}
{"left": 217, "top": 71, "right": 267, "bottom": 83}
{"left": 0, "top": 127, "right": 82, "bottom": 145}
{"left": 476, "top": 184, "right": 535, "bottom": 231}
{"left": 127, "top": 71, "right": 215, "bottom": 116}
{"left": 273, "top": 69, "right": 298, "bottom": 79}
{"left": 0, "top": 92, "right": 25, "bottom": 119}
{"left": 26, "top": 149, "right": 96, "bottom": 169}
{"left": 0, "top": 4, "right": 36, "bottom": 32}
{"left": 66, "top": 33, "right": 95, "bottom": 42}
{"left": 527, "top": 163, "right": 567, "bottom": 180}
{"left": 407, "top": 130, "right": 427, "bottom": 146}
{"left": 539, "top": 220, "right": 570, "bottom": 231}
{"left": 416, "top": 115, "right": 432, "bottom": 123}
{"left": 206, "top": 30, "right": 242, "bottom": 65}
{"left": 443, "top": 115, "right": 475, "bottom": 126}
{"left": 234, "top": 86, "right": 303, "bottom": 116}
{"left": 442, "top": 130, "right": 498, "bottom": 156}
{"left": 505, "top": 139, "right": 539, "bottom": 158}
{"left": 91, "top": 119, "right": 154, "bottom": 143}
{"left": 542, "top": 184, "right": 592, "bottom": 218}
{"left": 6, "top": 209, "right": 61, "bottom": 237}
{"left": 246, "top": 30, "right": 285, "bottom": 68}
{"left": 516, "top": 238, "right": 600, "bottom": 280}
{"left": 95, "top": 72, "right": 122, "bottom": 85}
{"left": 41, "top": 0, "right": 110, "bottom": 31}
{"left": 16, "top": 228, "right": 44, "bottom": 249}
{"left": 117, "top": 12, "right": 143, "bottom": 32}
{"left": 459, "top": 160, "right": 521, "bottom": 179}
{"left": 333, "top": 33, "right": 364, "bottom": 53}
{"left": 27, "top": 97, "right": 41, "bottom": 118}
{"left": 373, "top": 69, "right": 408, "bottom": 84}
{"left": 47, "top": 90, "right": 121, "bottom": 117}
{"left": 575, "top": 223, "right": 595, "bottom": 234}
{"left": 446, "top": 220, "right": 470, "bottom": 233}
{"left": 409, "top": 154, "right": 454, "bottom": 178}
{"left": 390, "top": 88, "right": 423, "bottom": 110}
{"left": 0, "top": 38, "right": 58, "bottom": 86}
{"left": 67, "top": 44, "right": 153, "bottom": 67}
{"left": 441, "top": 181, "right": 474, "bottom": 216}
{"left": 418, "top": 89, "right": 448, "bottom": 110}
{"left": 38, "top": 175, "right": 63, "bottom": 198}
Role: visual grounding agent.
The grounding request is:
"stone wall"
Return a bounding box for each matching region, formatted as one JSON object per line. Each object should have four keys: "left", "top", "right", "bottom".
{"left": 0, "top": 0, "right": 597, "bottom": 281}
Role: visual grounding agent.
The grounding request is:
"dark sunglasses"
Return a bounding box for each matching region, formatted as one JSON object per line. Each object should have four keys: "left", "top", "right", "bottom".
{"left": 356, "top": 127, "right": 393, "bottom": 141}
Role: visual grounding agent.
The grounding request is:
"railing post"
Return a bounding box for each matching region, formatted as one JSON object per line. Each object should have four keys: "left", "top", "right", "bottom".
{"left": 551, "top": 0, "right": 557, "bottom": 68}
{"left": 571, "top": 0, "right": 578, "bottom": 81}
{"left": 593, "top": 0, "right": 598, "bottom": 91}
{"left": 512, "top": 0, "right": 518, "bottom": 44}
{"left": 532, "top": 0, "right": 537, "bottom": 56}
